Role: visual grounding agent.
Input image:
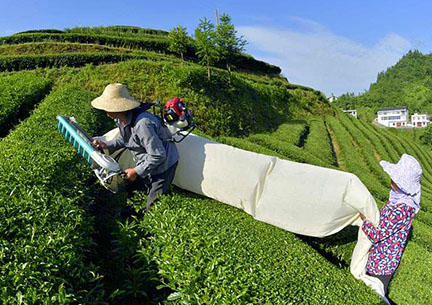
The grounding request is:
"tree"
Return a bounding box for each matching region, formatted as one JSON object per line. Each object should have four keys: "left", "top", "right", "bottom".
{"left": 215, "top": 14, "right": 247, "bottom": 84}
{"left": 168, "top": 25, "right": 190, "bottom": 61}
{"left": 420, "top": 125, "right": 432, "bottom": 146}
{"left": 195, "top": 18, "right": 219, "bottom": 80}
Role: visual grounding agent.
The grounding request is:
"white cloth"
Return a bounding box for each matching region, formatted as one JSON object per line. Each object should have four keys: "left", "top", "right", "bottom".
{"left": 388, "top": 188, "right": 421, "bottom": 214}
{"left": 103, "top": 130, "right": 383, "bottom": 298}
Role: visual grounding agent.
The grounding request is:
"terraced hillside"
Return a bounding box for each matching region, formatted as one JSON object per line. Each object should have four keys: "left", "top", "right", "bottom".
{"left": 0, "top": 26, "right": 280, "bottom": 74}
{"left": 0, "top": 25, "right": 429, "bottom": 304}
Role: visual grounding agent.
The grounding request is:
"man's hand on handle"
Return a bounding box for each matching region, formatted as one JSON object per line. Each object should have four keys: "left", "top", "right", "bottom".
{"left": 359, "top": 213, "right": 366, "bottom": 221}
{"left": 92, "top": 139, "right": 108, "bottom": 150}
{"left": 91, "top": 139, "right": 138, "bottom": 182}
{"left": 124, "top": 168, "right": 138, "bottom": 182}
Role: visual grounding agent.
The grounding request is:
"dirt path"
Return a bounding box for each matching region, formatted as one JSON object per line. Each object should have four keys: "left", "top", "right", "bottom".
{"left": 325, "top": 122, "right": 344, "bottom": 170}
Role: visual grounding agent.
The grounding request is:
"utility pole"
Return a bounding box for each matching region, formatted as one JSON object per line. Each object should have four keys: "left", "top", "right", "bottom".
{"left": 215, "top": 8, "right": 219, "bottom": 26}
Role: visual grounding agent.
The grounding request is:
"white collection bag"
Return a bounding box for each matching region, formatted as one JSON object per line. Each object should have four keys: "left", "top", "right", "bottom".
{"left": 103, "top": 130, "right": 384, "bottom": 299}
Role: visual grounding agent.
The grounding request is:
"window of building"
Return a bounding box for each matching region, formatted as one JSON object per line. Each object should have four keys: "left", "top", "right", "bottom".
{"left": 387, "top": 116, "right": 401, "bottom": 120}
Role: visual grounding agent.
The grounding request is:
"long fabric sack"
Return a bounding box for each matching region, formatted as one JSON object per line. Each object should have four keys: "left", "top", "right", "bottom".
{"left": 102, "top": 130, "right": 386, "bottom": 300}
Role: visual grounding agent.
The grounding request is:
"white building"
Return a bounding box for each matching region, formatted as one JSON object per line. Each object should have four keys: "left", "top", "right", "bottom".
{"left": 376, "top": 107, "right": 409, "bottom": 128}
{"left": 328, "top": 95, "right": 337, "bottom": 103}
{"left": 411, "top": 113, "right": 430, "bottom": 128}
{"left": 342, "top": 109, "right": 358, "bottom": 118}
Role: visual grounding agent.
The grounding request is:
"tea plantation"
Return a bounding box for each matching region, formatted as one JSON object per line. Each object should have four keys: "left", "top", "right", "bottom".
{"left": 0, "top": 26, "right": 429, "bottom": 304}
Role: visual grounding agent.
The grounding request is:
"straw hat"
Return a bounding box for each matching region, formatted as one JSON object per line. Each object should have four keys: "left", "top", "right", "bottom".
{"left": 91, "top": 83, "right": 140, "bottom": 112}
{"left": 380, "top": 154, "right": 422, "bottom": 195}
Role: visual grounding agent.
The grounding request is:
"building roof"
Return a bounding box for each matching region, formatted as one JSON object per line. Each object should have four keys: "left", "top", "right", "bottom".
{"left": 377, "top": 106, "right": 408, "bottom": 112}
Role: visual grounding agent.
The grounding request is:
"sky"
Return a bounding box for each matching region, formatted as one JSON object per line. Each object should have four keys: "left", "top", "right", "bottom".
{"left": 1, "top": 0, "right": 432, "bottom": 96}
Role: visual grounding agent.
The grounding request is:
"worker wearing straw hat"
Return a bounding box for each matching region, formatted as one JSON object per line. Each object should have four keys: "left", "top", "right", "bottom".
{"left": 360, "top": 154, "right": 422, "bottom": 305}
{"left": 91, "top": 83, "right": 179, "bottom": 211}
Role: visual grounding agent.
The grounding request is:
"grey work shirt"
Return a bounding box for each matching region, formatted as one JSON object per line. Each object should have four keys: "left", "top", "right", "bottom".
{"left": 105, "top": 109, "right": 179, "bottom": 178}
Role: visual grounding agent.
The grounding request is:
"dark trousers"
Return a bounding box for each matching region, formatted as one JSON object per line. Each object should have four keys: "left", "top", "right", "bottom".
{"left": 126, "top": 162, "right": 178, "bottom": 209}
{"left": 367, "top": 272, "right": 397, "bottom": 305}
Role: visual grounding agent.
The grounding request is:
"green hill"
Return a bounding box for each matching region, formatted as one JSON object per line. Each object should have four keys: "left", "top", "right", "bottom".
{"left": 0, "top": 25, "right": 281, "bottom": 75}
{"left": 0, "top": 25, "right": 431, "bottom": 304}
{"left": 336, "top": 50, "right": 432, "bottom": 113}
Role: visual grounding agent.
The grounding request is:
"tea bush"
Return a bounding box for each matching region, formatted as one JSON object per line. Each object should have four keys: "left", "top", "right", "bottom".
{"left": 0, "top": 32, "right": 171, "bottom": 53}
{"left": 0, "top": 71, "right": 51, "bottom": 135}
{"left": 303, "top": 119, "right": 336, "bottom": 165}
{"left": 125, "top": 191, "right": 382, "bottom": 305}
{"left": 349, "top": 115, "right": 399, "bottom": 163}
{"left": 267, "top": 121, "right": 308, "bottom": 146}
{"left": 337, "top": 113, "right": 389, "bottom": 186}
{"left": 247, "top": 133, "right": 332, "bottom": 168}
{"left": 0, "top": 86, "right": 107, "bottom": 303}
{"left": 0, "top": 42, "right": 172, "bottom": 56}
{"left": 37, "top": 60, "right": 330, "bottom": 137}
{"left": 15, "top": 29, "right": 64, "bottom": 34}
{"left": 0, "top": 31, "right": 281, "bottom": 74}
{"left": 0, "top": 53, "right": 163, "bottom": 72}
{"left": 326, "top": 116, "right": 388, "bottom": 201}
{"left": 66, "top": 26, "right": 169, "bottom": 37}
{"left": 218, "top": 136, "right": 286, "bottom": 160}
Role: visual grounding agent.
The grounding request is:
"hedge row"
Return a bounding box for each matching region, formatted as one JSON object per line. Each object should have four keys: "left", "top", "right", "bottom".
{"left": 0, "top": 72, "right": 51, "bottom": 135}
{"left": 0, "top": 53, "right": 161, "bottom": 72}
{"left": 303, "top": 119, "right": 336, "bottom": 165}
{"left": 0, "top": 87, "right": 106, "bottom": 303}
{"left": 0, "top": 32, "right": 281, "bottom": 74}
{"left": 121, "top": 191, "right": 382, "bottom": 304}
{"left": 351, "top": 116, "right": 399, "bottom": 163}
{"left": 247, "top": 133, "right": 333, "bottom": 168}
{"left": 387, "top": 241, "right": 432, "bottom": 303}
{"left": 217, "top": 136, "right": 287, "bottom": 160}
{"left": 231, "top": 119, "right": 336, "bottom": 168}
{"left": 66, "top": 26, "right": 169, "bottom": 37}
{"left": 326, "top": 116, "right": 388, "bottom": 201}
{"left": 268, "top": 121, "right": 308, "bottom": 146}
{"left": 0, "top": 42, "right": 138, "bottom": 56}
{"left": 0, "top": 32, "right": 171, "bottom": 53}
{"left": 2, "top": 58, "right": 321, "bottom": 138}
{"left": 230, "top": 53, "right": 281, "bottom": 74}
{"left": 15, "top": 29, "right": 64, "bottom": 34}
{"left": 338, "top": 113, "right": 390, "bottom": 187}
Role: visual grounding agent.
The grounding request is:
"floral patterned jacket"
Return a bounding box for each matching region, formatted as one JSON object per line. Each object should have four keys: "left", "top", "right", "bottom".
{"left": 362, "top": 202, "right": 415, "bottom": 275}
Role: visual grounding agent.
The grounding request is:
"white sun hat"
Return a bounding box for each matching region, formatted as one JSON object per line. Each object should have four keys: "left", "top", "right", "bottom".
{"left": 380, "top": 154, "right": 422, "bottom": 195}
{"left": 91, "top": 83, "right": 140, "bottom": 112}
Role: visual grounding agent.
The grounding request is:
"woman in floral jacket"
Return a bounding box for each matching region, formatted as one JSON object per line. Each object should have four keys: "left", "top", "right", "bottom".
{"left": 360, "top": 154, "right": 422, "bottom": 305}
